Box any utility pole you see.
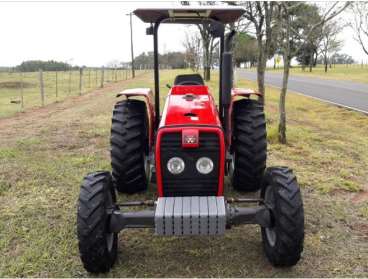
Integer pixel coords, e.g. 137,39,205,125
127,12,135,78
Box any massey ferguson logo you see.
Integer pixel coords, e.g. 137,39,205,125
184,135,197,144
182,129,199,148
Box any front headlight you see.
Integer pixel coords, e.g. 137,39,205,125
196,157,214,174
167,157,185,174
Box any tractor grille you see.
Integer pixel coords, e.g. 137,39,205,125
160,132,220,196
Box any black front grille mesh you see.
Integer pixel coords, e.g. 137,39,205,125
160,132,220,196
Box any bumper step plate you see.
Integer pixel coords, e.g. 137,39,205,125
155,196,226,236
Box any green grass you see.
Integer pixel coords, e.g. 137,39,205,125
0,70,367,277
0,69,137,118
265,64,368,84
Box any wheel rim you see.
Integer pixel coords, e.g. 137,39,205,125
143,153,151,183
265,185,276,247
105,189,114,252
229,153,235,178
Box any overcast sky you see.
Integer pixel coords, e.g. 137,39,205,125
0,0,366,67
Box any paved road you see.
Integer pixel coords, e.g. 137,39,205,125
237,70,368,113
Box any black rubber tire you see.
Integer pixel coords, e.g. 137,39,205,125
261,167,304,267
231,99,267,191
77,171,118,273
110,99,149,193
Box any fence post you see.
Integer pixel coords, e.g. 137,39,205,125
39,69,45,106
68,69,72,94
55,71,58,100
79,68,83,95
88,69,91,88
20,72,24,109
115,68,117,82
100,66,105,88
95,69,98,87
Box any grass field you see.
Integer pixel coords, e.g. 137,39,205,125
0,70,367,277
0,69,135,118
266,64,368,84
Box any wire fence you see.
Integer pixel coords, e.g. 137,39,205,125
0,68,145,118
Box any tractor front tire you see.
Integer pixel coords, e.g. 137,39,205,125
261,167,304,267
77,171,118,273
110,99,149,193
231,99,267,192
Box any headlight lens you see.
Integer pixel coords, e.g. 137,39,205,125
196,157,214,174
167,157,185,174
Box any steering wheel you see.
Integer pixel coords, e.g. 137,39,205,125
177,81,203,86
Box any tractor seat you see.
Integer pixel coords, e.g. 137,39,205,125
174,74,204,86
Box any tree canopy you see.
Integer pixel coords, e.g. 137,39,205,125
15,60,75,72
133,51,187,69
233,32,258,67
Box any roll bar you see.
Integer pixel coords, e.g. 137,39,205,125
151,18,226,129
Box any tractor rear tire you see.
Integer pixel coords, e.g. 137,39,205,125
77,171,118,273
261,167,304,267
110,99,149,193
231,99,267,192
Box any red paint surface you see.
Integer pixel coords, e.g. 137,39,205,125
160,85,221,127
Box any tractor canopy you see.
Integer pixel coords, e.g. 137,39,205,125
133,6,245,24
133,6,244,129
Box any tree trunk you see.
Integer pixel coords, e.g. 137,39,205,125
324,55,328,73
309,51,313,72
314,52,318,66
278,4,291,145
203,45,211,81
278,54,289,144
256,38,266,105
257,62,266,105
204,67,211,80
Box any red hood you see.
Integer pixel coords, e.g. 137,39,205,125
159,85,221,127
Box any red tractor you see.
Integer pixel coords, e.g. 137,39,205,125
77,7,304,273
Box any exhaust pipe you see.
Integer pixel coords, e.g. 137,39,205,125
221,30,236,141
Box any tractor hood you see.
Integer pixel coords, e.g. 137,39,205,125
159,85,221,127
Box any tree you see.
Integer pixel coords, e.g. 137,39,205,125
276,2,350,144
181,1,219,81
183,31,202,71
320,21,343,72
15,60,73,72
240,2,276,104
328,53,355,65
293,4,324,72
133,51,187,70
233,32,258,67
165,52,187,69
350,2,368,56
197,23,218,81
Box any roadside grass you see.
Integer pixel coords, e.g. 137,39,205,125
0,69,136,118
265,64,368,84
0,70,367,277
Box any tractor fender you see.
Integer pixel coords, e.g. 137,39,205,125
117,88,155,148
227,88,262,147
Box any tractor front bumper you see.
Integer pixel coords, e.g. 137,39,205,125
109,196,271,236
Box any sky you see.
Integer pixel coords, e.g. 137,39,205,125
0,0,366,67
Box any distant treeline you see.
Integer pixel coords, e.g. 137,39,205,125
134,51,187,69
15,60,80,72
